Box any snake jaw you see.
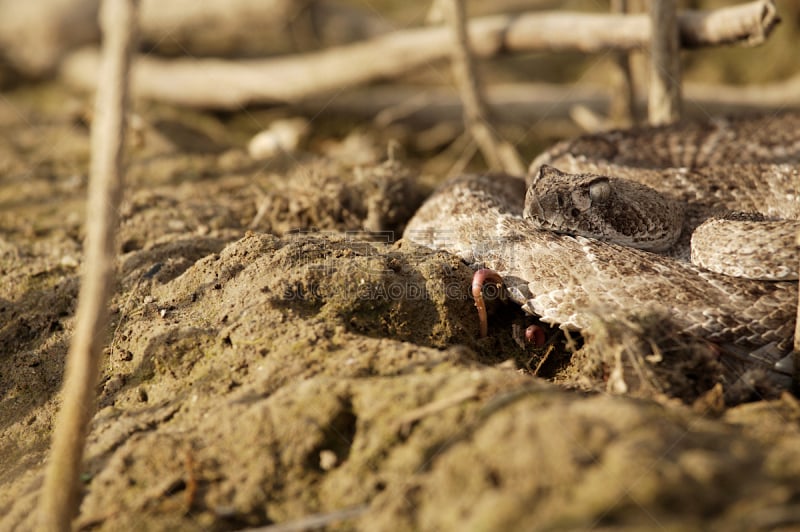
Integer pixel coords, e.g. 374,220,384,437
525,165,683,252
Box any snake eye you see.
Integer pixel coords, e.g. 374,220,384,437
570,208,580,218
589,178,611,204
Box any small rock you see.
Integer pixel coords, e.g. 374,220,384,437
248,118,309,159
319,449,338,471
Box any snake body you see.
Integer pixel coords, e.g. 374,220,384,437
404,113,800,352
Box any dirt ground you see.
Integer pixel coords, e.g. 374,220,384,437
2,83,800,531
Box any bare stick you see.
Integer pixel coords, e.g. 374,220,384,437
61,1,779,109
271,83,610,126
292,78,800,128
0,0,386,78
680,0,779,47
683,76,800,109
38,1,137,530
648,0,682,125
610,0,641,125
444,0,496,166
443,0,524,174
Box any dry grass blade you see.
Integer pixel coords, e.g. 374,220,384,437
238,505,369,532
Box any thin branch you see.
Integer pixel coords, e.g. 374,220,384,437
61,0,779,109
680,0,779,47
290,79,800,128
38,0,137,530
684,77,800,109
610,0,641,125
303,83,611,126
0,0,384,78
648,0,682,125
443,0,524,174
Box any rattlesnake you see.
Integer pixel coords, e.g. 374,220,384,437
404,113,800,359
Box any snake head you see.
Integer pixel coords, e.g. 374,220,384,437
523,165,684,252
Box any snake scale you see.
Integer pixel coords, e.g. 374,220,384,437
404,112,800,355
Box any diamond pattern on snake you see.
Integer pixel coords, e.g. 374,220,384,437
404,112,800,369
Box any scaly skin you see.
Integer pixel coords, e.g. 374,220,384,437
405,113,800,355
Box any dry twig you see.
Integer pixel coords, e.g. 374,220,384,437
38,0,137,529
0,0,386,78
61,1,779,109
291,79,800,131
443,0,524,174
648,0,682,125
610,0,642,125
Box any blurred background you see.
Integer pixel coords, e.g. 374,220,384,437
0,0,798,176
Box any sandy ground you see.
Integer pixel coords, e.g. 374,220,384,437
2,84,800,531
